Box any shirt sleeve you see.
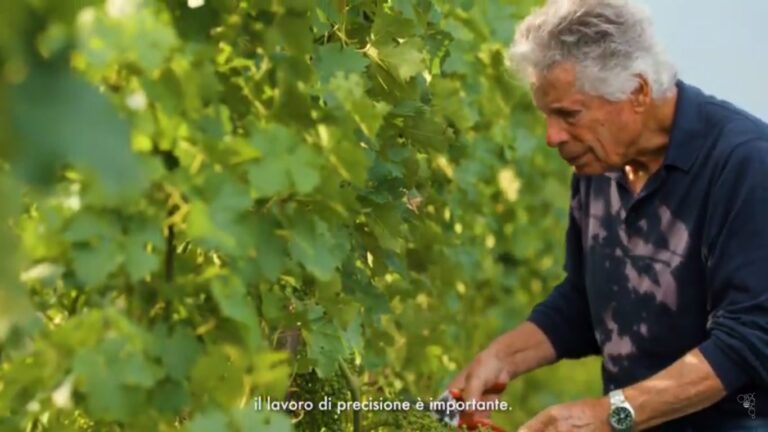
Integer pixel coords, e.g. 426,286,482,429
698,139,768,392
527,176,601,360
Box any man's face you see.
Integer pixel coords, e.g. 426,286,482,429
530,62,644,175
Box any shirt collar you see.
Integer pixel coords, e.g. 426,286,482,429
662,80,706,172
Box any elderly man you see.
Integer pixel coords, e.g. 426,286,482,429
449,0,768,431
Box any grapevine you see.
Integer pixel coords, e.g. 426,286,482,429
0,0,601,430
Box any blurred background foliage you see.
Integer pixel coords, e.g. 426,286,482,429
0,0,601,430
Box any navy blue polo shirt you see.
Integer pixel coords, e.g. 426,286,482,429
527,80,768,429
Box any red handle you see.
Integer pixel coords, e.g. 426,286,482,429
448,383,508,432
449,381,507,399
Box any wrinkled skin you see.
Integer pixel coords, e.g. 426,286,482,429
518,398,612,432
531,62,673,191
445,348,511,423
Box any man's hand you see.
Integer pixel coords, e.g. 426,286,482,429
445,347,511,426
448,322,557,403
447,346,513,404
445,322,559,426
518,398,610,432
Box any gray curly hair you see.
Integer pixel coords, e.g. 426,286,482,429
508,0,677,101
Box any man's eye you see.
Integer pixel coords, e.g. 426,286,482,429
562,110,581,121
544,109,582,125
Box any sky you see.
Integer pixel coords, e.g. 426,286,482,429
638,0,768,121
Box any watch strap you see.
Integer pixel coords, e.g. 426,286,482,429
608,389,635,431
609,389,627,405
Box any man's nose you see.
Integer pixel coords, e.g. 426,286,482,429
545,118,569,148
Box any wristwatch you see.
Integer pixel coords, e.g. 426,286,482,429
608,389,635,431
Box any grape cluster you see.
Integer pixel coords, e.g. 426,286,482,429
365,408,458,432
291,369,350,432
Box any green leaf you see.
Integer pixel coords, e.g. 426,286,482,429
149,379,190,414
430,76,478,130
317,124,371,186
123,240,158,281
314,43,368,85
71,241,123,286
315,0,341,24
402,111,453,151
8,64,146,199
303,313,346,378
344,311,364,353
64,211,121,243
211,276,263,350
368,203,405,252
208,174,253,217
76,7,179,73
186,409,230,432
372,9,417,42
283,0,315,11
259,285,291,324
288,216,349,281
480,1,518,43
190,346,246,406
247,125,322,197
211,277,256,326
49,310,105,351
328,73,391,137
110,337,164,387
253,215,288,280
247,161,289,197
233,408,292,432
141,67,184,116
113,350,164,388
73,338,161,421
123,218,164,282
38,0,101,26
188,174,255,253
73,347,138,421
342,264,390,317
377,39,426,82
275,14,312,55
251,350,291,398
389,0,419,20
288,146,323,193
187,200,234,250
0,2,29,66
151,326,202,381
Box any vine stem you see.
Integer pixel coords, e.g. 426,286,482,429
164,221,174,283
339,361,361,432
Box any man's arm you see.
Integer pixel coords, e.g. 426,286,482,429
488,321,559,377
622,348,726,430
518,348,726,432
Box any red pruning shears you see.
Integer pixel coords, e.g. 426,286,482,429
430,383,508,431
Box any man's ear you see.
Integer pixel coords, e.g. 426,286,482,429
630,74,652,112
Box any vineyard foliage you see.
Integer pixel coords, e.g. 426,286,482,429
0,0,601,430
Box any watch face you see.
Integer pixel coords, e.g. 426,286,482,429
610,406,634,429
